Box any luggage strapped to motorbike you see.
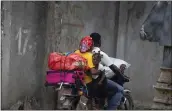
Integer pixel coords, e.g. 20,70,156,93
45,51,89,96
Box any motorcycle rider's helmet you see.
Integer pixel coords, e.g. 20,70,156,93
79,36,93,53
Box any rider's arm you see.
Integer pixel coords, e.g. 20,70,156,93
90,68,101,75
87,54,101,75
98,64,116,78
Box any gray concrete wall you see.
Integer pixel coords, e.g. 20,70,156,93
1,1,165,109
116,1,164,107
1,1,47,109
45,1,117,56
42,1,117,109
1,1,117,109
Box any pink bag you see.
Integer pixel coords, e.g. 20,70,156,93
45,70,85,86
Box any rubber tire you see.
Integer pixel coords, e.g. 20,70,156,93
122,92,134,110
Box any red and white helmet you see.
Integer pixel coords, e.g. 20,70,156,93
79,36,93,53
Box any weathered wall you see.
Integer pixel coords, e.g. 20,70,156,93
116,1,164,107
1,1,47,109
45,1,117,56
42,1,117,109
1,1,117,109
1,1,165,109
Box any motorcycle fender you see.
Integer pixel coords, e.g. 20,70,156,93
121,89,131,105
124,89,131,93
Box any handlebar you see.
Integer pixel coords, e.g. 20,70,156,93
122,74,130,82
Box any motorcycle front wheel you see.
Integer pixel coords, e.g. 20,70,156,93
118,92,134,110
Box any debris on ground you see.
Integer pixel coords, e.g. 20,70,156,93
9,96,40,110
10,100,24,110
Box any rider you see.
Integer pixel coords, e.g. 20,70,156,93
90,32,124,110
74,36,102,99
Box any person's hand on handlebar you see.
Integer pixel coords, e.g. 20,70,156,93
119,64,130,82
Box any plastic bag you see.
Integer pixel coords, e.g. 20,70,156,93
109,57,131,68
98,57,131,78
48,52,88,70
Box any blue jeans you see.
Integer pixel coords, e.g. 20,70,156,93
107,79,124,110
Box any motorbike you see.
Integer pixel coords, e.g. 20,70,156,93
45,70,87,110
45,58,134,110
106,58,134,110
77,58,134,110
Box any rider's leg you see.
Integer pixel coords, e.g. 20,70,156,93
107,79,124,110
71,86,77,95
86,81,97,109
85,82,93,97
